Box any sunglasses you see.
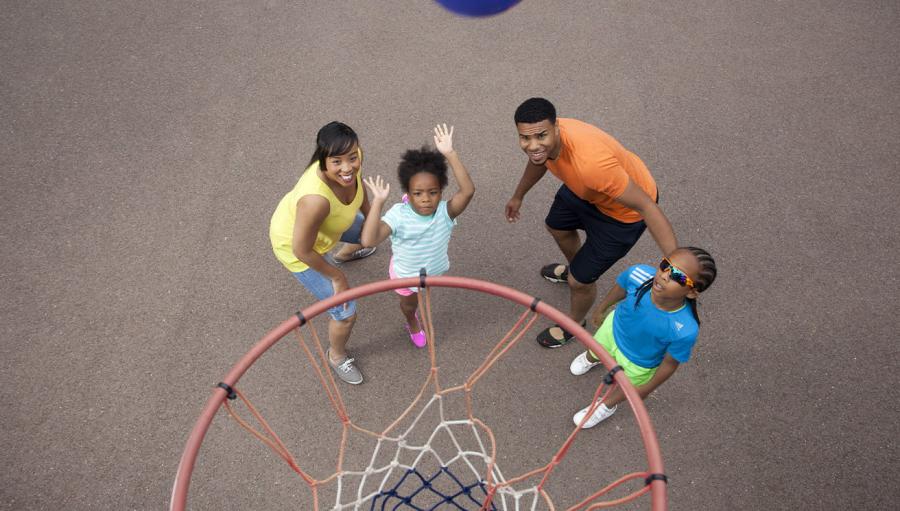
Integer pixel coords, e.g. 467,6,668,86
659,258,695,288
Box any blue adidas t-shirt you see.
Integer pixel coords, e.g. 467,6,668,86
382,200,456,278
612,264,700,367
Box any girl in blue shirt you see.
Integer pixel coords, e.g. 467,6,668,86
570,247,717,428
361,124,475,348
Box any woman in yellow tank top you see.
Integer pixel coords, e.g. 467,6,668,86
269,122,375,385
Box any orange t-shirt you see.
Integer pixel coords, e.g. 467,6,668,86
545,118,657,223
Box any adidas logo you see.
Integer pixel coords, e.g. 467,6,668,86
630,267,652,285
675,321,684,331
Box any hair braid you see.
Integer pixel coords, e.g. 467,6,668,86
634,278,653,310
684,247,717,325
684,247,717,292
634,248,718,324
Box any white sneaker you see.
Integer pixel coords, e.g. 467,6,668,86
570,351,602,376
572,402,617,428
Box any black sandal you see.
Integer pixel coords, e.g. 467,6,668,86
540,263,569,283
536,320,586,348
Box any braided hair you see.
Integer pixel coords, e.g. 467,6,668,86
634,247,718,324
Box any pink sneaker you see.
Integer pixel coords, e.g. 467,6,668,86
405,324,427,348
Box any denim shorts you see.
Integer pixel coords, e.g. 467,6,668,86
291,212,364,321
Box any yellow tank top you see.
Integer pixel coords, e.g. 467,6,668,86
269,159,364,272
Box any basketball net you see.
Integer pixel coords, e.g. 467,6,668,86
172,276,667,510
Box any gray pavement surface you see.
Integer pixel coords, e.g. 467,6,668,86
2,0,898,509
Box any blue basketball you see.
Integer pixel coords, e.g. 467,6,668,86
435,0,521,17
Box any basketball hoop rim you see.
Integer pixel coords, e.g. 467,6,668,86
170,275,667,510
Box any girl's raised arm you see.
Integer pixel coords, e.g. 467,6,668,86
360,175,394,247
433,123,475,219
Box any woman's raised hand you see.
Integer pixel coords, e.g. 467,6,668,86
363,175,391,202
433,123,454,155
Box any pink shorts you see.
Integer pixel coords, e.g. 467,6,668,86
389,257,416,296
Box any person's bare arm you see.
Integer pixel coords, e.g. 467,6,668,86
358,178,371,217
590,282,627,327
505,160,547,222
432,124,474,219
634,354,679,399
361,176,393,247
445,150,475,219
615,180,677,256
604,354,680,408
291,195,348,294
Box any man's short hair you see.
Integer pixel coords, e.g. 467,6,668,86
514,97,557,124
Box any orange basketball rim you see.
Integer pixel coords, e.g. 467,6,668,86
171,275,668,510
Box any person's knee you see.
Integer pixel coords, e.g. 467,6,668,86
399,296,418,314
567,271,594,291
546,225,575,239
333,313,357,327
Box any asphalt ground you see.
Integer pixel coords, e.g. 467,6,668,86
2,1,898,509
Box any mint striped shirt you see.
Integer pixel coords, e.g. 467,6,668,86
382,200,456,278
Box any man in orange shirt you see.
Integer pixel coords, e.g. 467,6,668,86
505,98,678,347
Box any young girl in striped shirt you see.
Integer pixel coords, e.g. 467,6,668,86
361,124,475,347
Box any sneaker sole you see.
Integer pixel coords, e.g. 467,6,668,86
331,369,363,385
573,406,616,428
538,321,586,349
540,264,569,283
538,339,571,348
326,349,364,384
328,368,364,385
333,247,377,264
570,364,600,376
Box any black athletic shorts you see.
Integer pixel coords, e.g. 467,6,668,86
544,185,649,284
